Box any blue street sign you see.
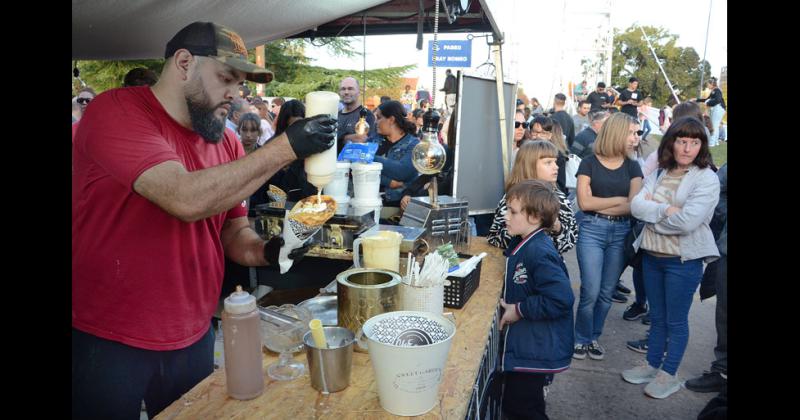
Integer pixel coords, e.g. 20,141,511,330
428,40,472,67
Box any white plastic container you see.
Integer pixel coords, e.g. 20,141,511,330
304,91,340,189
351,162,383,200
350,196,382,224
331,195,350,216
362,311,456,416
323,161,351,198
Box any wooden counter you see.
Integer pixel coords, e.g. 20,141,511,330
156,239,505,420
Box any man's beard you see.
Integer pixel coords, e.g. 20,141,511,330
341,95,356,106
184,78,229,143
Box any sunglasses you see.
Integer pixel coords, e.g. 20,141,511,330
77,97,92,105
515,121,530,129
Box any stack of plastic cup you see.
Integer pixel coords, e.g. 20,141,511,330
350,162,383,223
323,161,351,215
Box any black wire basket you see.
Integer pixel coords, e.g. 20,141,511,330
444,253,482,309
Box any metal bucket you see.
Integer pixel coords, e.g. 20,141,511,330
336,268,401,352
362,311,457,416
303,327,354,393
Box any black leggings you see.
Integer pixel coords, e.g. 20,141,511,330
501,371,552,420
72,325,214,420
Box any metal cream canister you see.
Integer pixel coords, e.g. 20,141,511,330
336,268,401,352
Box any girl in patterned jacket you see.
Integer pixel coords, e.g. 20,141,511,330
488,140,577,255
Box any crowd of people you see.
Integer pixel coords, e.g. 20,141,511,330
71,19,727,420
490,77,727,418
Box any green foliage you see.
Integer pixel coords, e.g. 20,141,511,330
612,25,711,107
253,38,414,99
76,36,414,101
73,60,165,95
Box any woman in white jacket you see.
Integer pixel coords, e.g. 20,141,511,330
620,116,720,399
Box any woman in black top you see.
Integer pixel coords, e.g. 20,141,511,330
572,112,643,361
696,77,726,147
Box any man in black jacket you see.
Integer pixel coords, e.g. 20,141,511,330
551,93,576,148
570,111,609,159
441,69,457,115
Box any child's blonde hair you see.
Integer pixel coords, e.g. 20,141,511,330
506,140,559,192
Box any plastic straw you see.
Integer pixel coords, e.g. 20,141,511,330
309,319,328,348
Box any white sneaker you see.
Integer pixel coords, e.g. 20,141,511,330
622,360,659,384
644,369,682,399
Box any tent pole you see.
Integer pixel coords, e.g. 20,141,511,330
492,40,509,181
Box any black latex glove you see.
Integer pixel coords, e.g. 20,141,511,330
285,114,336,159
263,237,311,266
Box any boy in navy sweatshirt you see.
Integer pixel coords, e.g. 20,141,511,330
498,180,575,420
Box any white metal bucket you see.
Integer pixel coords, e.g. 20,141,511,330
362,311,456,416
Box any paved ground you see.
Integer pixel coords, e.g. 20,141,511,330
545,247,719,420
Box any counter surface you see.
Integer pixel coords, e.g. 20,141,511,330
155,239,504,420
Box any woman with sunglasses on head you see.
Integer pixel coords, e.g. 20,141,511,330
510,110,530,164
488,140,577,254
572,112,643,362
530,115,570,195
621,116,719,399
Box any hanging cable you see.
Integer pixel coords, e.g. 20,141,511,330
698,0,713,97
431,0,440,106
362,13,367,105
637,24,681,104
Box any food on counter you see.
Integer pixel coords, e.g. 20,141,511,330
288,194,337,227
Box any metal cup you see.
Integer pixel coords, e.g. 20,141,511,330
303,327,355,393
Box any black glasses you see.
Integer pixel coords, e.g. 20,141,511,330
77,97,92,105
515,121,530,129
635,130,644,136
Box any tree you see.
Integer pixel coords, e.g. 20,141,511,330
73,37,415,99
73,60,164,95
611,25,711,107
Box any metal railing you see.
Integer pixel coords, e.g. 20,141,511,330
465,304,502,419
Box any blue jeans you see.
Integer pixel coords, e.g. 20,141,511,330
72,325,215,419
708,104,726,146
642,253,703,375
575,215,631,345
632,266,646,306
641,119,651,141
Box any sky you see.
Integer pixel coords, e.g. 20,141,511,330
304,0,726,107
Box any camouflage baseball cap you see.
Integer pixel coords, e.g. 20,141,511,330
164,21,273,84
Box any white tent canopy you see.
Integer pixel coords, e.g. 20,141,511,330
72,0,390,60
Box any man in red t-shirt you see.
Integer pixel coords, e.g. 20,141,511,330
72,22,336,419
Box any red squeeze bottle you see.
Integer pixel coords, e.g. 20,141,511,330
222,285,264,400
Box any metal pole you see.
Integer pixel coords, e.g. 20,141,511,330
637,24,681,104
492,41,509,181
699,0,713,97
